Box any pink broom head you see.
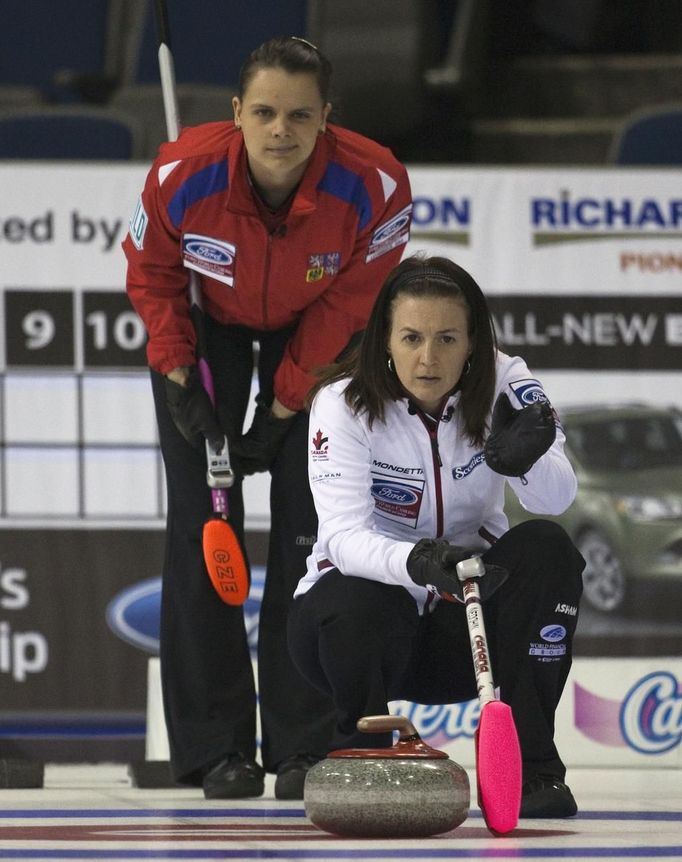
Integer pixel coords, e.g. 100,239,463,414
475,700,522,835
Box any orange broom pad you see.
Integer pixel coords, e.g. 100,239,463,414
202,516,250,605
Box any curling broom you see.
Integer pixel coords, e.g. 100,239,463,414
154,0,249,604
457,555,521,835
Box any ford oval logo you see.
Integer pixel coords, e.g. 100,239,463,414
106,567,266,656
186,239,233,265
372,209,411,244
540,624,566,642
371,482,418,505
105,577,162,654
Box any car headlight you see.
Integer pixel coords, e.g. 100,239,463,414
615,495,682,522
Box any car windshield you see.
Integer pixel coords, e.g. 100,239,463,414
567,413,682,471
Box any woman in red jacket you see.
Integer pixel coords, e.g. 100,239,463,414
123,35,412,800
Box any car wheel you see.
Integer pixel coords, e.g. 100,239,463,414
577,529,627,614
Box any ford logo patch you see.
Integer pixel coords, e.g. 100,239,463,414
371,481,418,505
371,205,412,245
185,238,233,265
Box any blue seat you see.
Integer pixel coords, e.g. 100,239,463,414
609,104,682,165
0,0,126,105
121,0,308,88
112,0,308,159
0,107,145,160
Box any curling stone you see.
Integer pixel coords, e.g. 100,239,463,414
304,715,469,837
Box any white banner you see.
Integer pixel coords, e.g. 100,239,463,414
142,655,682,768
392,657,682,768
1,164,680,525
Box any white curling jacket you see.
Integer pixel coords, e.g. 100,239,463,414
294,351,577,613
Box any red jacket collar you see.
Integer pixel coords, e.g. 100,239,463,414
225,123,336,218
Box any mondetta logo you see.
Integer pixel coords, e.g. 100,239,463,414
531,192,682,246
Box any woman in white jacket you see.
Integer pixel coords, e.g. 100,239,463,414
287,254,585,818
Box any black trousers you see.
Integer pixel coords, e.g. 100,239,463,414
151,315,334,783
288,519,584,782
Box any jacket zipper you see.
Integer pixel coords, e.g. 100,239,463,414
261,231,273,326
429,425,445,537
415,409,445,538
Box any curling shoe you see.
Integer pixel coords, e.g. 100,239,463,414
274,754,321,800
202,753,264,799
520,774,578,818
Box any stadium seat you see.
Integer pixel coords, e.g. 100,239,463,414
119,0,307,88
608,103,682,165
0,107,146,160
111,0,307,158
0,0,127,107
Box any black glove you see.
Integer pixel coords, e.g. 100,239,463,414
484,392,556,477
406,539,508,603
164,366,224,452
230,394,296,475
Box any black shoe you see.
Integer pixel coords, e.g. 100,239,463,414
274,754,321,800
520,774,578,818
202,753,264,799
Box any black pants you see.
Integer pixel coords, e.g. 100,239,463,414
288,519,584,782
152,316,334,783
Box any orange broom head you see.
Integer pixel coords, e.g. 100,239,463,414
475,700,522,835
202,517,250,605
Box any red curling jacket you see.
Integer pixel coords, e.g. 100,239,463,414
123,121,412,411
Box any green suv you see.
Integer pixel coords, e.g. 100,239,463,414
505,403,682,614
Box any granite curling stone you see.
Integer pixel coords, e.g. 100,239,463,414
304,715,470,837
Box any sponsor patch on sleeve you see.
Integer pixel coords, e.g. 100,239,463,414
508,378,550,408
128,196,148,250
310,428,329,462
366,203,412,262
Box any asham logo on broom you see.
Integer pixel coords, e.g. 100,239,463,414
575,671,682,754
531,190,682,246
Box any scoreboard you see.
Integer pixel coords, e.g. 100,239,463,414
5,288,147,370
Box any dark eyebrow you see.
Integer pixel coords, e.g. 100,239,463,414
399,325,461,335
249,102,316,112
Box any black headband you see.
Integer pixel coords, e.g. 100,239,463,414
392,266,459,292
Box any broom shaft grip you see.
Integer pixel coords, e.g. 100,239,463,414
462,576,496,705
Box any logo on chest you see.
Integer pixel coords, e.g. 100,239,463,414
182,234,236,286
306,252,341,282
370,471,424,528
452,451,486,480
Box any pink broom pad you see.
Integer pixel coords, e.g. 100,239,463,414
476,700,522,835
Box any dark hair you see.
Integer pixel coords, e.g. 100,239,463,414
310,255,498,447
238,36,333,104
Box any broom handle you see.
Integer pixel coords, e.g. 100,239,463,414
458,557,496,706
154,0,202,311
153,0,233,495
